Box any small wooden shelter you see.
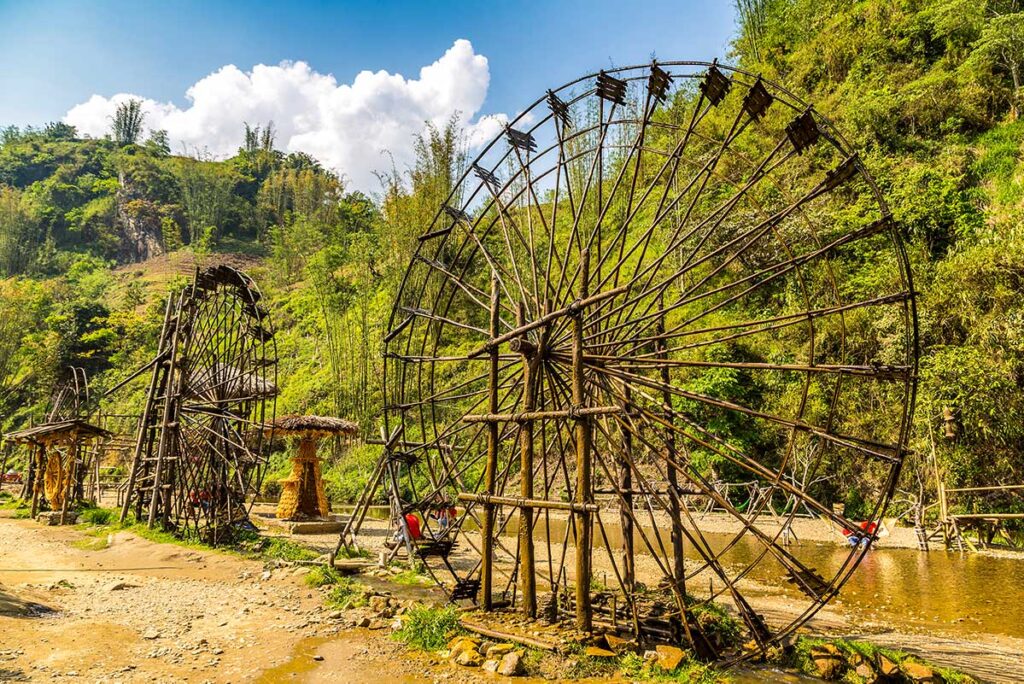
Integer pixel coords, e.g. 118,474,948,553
5,419,112,522
267,415,358,520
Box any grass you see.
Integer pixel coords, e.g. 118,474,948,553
390,567,433,586
392,604,462,651
334,545,372,560
78,507,114,525
787,637,977,684
324,578,371,610
619,651,729,684
304,565,343,588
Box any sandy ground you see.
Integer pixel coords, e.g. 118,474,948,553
4,509,1024,684
288,511,1024,684
0,514,505,684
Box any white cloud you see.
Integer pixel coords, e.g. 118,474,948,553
64,39,505,193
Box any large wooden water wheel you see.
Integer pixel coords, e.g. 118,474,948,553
377,61,918,658
121,265,277,543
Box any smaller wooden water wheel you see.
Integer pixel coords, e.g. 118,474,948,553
121,265,277,543
268,415,359,521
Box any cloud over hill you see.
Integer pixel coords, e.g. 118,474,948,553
64,39,508,192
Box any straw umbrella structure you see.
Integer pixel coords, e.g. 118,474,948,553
268,415,358,520
5,419,112,522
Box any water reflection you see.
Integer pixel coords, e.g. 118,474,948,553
341,505,1024,639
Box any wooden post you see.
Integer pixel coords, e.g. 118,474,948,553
620,385,635,590
657,303,687,595
517,302,537,618
121,296,173,524
657,298,696,646
573,249,593,632
30,444,43,517
481,271,500,610
60,439,78,525
149,293,185,527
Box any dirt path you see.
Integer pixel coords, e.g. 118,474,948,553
0,516,473,683
3,514,1023,683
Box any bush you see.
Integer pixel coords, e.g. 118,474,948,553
325,578,370,610
304,565,342,588
79,507,114,525
392,604,461,651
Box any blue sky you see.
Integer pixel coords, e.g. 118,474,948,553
0,0,738,189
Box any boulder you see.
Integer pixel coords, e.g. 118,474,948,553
482,659,500,673
809,643,845,680
497,652,522,677
655,645,686,672
37,511,77,526
584,646,616,658
876,653,900,679
454,649,483,667
485,643,515,657
604,633,635,654
902,661,938,683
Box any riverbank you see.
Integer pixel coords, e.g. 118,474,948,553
0,513,485,683
3,509,1021,682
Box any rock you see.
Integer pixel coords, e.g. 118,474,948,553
312,655,324,662
260,570,271,581
876,653,900,678
448,637,480,662
584,646,616,658
497,652,521,677
368,595,389,612
643,650,658,662
604,633,634,654
454,649,482,667
142,629,161,640
902,661,938,683
105,581,136,592
809,643,845,680
355,617,371,628
485,643,515,657
655,645,686,672
855,660,879,683
482,659,499,673
37,511,78,526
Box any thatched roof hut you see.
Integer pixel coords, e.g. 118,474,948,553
267,415,358,521
5,419,112,445
267,415,359,438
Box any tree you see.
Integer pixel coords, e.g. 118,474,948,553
0,186,40,275
42,122,77,141
977,12,1024,117
112,99,145,146
146,129,170,154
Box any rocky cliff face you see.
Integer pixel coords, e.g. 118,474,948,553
115,172,165,262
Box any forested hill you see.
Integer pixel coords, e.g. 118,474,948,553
1,0,1023,509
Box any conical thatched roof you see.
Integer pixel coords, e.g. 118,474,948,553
266,414,359,437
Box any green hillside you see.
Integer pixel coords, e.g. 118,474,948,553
1,0,1022,517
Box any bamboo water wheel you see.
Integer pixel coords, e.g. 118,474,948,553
376,61,918,659
120,265,277,543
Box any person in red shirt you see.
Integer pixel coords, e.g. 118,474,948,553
404,512,422,541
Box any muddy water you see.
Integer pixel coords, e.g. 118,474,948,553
345,505,1024,641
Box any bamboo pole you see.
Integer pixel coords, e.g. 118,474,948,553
619,384,635,590
60,440,78,525
458,493,599,512
573,249,592,632
30,444,43,518
120,296,173,524
517,302,537,618
481,271,500,610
